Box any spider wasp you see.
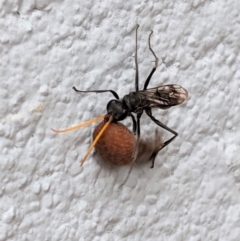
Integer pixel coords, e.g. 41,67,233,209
52,25,188,168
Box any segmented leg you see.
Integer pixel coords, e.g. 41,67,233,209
132,112,142,161
72,86,119,100
119,164,133,188
130,113,137,135
145,108,178,168
143,30,159,90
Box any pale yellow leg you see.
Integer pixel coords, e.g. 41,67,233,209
51,115,105,133
80,116,113,166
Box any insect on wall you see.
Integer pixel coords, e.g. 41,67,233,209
52,25,188,168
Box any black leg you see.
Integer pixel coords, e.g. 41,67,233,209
132,112,142,161
143,30,159,90
135,24,140,92
136,113,141,136
119,164,133,188
145,108,178,168
130,113,137,135
72,86,119,100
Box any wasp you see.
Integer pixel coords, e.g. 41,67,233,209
52,25,188,168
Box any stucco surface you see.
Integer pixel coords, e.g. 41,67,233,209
1,0,240,240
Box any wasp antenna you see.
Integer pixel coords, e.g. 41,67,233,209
51,115,106,134
80,116,113,166
135,24,139,92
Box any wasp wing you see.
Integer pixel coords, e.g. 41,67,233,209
138,84,188,108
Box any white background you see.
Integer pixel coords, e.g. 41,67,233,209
1,0,240,240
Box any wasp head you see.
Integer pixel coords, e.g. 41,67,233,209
107,100,128,121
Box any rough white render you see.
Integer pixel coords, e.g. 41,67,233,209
1,0,240,240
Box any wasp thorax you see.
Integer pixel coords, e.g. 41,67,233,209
122,92,141,111
107,100,128,121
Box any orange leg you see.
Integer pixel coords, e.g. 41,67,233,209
51,115,105,133
80,116,113,166
52,114,113,166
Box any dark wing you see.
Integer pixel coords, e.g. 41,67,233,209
138,84,188,108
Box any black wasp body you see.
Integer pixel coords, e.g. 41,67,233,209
107,84,188,121
72,25,188,168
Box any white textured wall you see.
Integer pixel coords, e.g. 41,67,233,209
1,0,240,240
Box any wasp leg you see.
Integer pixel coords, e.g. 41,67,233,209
119,164,133,188
143,30,159,90
72,87,119,100
81,115,113,166
145,108,178,168
51,115,105,134
136,113,142,137
130,113,137,135
135,24,140,92
132,112,142,161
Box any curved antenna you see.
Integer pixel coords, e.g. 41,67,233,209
143,30,159,90
73,86,119,100
148,30,159,69
135,24,140,91
51,115,105,133
80,116,113,166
